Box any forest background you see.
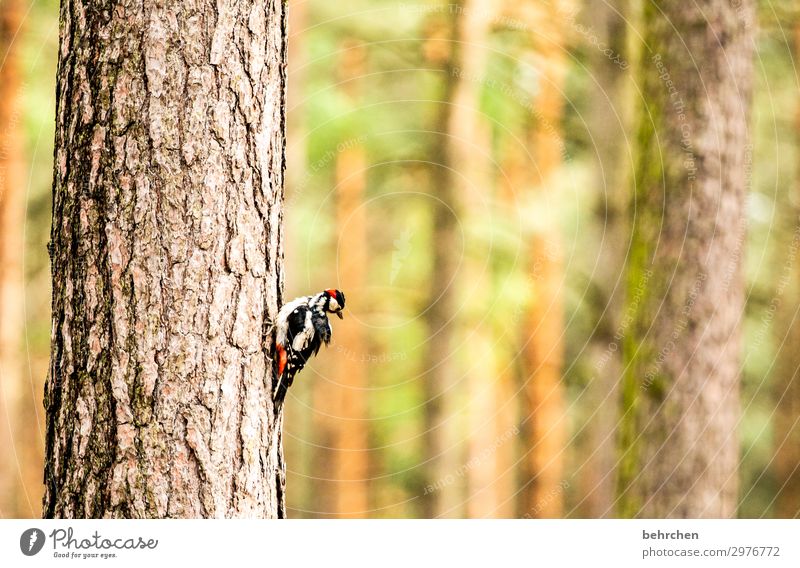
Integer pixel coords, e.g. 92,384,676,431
1,0,799,518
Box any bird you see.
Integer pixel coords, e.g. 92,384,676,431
273,289,346,404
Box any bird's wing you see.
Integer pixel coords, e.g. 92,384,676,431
312,312,332,350
291,307,315,352
276,295,311,346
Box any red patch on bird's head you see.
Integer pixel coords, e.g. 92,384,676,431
324,289,346,315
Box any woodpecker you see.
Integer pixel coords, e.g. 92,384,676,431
273,289,346,404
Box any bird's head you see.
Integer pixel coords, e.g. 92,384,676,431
323,289,346,319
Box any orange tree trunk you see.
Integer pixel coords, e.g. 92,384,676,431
332,42,370,516
519,0,567,519
450,0,498,519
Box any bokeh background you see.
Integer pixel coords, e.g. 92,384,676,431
2,0,800,518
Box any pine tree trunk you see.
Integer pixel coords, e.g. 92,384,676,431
617,0,754,518
421,2,466,519
44,0,288,518
451,0,497,519
495,139,528,519
518,0,567,519
285,0,308,196
332,41,369,517
581,0,629,519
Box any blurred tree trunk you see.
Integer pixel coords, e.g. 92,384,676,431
774,22,800,519
44,0,288,518
493,368,517,518
495,141,526,519
580,0,629,519
450,0,499,519
332,41,369,518
617,0,753,518
0,0,30,518
420,3,466,519
517,0,567,519
285,0,308,195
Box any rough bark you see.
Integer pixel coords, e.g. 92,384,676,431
44,0,287,518
617,0,753,518
332,40,369,517
517,0,567,519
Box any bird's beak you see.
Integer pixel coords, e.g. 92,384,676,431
336,311,344,319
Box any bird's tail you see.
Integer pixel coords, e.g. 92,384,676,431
273,370,296,408
273,373,288,406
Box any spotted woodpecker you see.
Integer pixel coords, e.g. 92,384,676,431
273,289,346,404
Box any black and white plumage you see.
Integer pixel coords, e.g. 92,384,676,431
273,289,346,404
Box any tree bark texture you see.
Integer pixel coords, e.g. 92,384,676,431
44,0,288,518
617,0,753,518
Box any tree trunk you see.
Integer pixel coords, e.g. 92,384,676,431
580,0,629,519
773,22,800,519
420,3,466,519
517,0,567,519
285,0,308,196
495,139,528,519
0,0,30,518
44,0,288,518
332,40,369,517
617,0,753,518
450,0,498,519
